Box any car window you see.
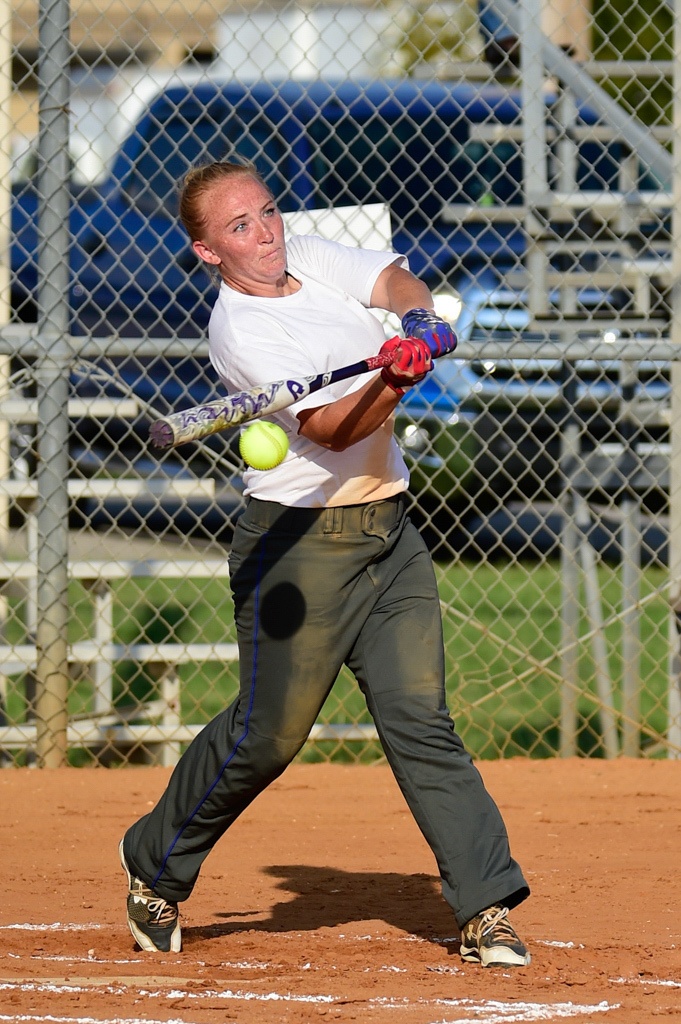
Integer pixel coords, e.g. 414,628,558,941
124,108,290,216
307,110,517,216
308,116,406,207
459,140,523,205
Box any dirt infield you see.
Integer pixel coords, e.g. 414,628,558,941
1,758,680,1023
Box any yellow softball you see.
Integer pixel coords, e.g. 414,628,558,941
239,421,290,470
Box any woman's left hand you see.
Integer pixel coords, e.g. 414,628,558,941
401,308,458,358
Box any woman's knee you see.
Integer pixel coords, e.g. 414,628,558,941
243,727,308,777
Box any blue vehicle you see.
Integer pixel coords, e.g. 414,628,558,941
12,75,645,339
8,74,663,533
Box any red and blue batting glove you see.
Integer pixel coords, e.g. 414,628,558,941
400,308,458,358
379,335,433,395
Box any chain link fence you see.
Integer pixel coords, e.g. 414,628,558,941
0,0,680,766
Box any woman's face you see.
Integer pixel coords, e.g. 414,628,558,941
192,174,288,296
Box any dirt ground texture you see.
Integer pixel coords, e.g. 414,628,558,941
1,758,680,1024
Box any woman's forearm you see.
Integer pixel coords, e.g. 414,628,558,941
297,374,401,451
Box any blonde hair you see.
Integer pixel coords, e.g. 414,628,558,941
179,161,272,242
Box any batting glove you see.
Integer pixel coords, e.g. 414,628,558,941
400,308,458,358
379,335,433,395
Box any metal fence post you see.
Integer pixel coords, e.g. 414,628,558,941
668,356,681,754
667,0,681,756
559,370,581,756
518,0,548,318
619,363,642,756
33,0,72,767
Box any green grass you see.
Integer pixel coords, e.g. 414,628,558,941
435,559,671,758
2,558,673,762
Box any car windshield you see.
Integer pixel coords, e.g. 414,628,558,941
120,95,526,218
123,108,291,216
116,84,634,227
306,118,523,215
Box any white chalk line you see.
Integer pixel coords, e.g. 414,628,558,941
0,923,582,949
0,1016,191,1024
535,940,585,949
1,922,457,941
610,975,681,988
7,956,144,966
0,924,101,932
4,953,272,970
0,980,620,1021
0,981,333,1004
421,999,616,1023
0,924,579,955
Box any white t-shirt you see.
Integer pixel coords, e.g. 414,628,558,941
208,234,410,507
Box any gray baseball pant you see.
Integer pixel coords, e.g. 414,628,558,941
123,493,529,928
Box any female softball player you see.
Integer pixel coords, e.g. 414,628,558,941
119,160,531,968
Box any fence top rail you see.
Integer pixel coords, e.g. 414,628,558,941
0,479,216,500
0,332,676,362
452,338,676,359
442,192,673,225
0,328,211,359
0,558,230,582
0,641,239,673
0,398,139,422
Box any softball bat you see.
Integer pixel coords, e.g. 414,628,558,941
149,349,399,450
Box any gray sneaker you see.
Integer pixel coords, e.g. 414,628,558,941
460,904,530,967
119,840,181,953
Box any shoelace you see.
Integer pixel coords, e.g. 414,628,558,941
145,895,178,926
478,905,518,943
129,877,177,925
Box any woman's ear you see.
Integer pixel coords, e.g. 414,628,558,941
192,239,221,266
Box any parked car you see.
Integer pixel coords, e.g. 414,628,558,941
13,72,659,335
